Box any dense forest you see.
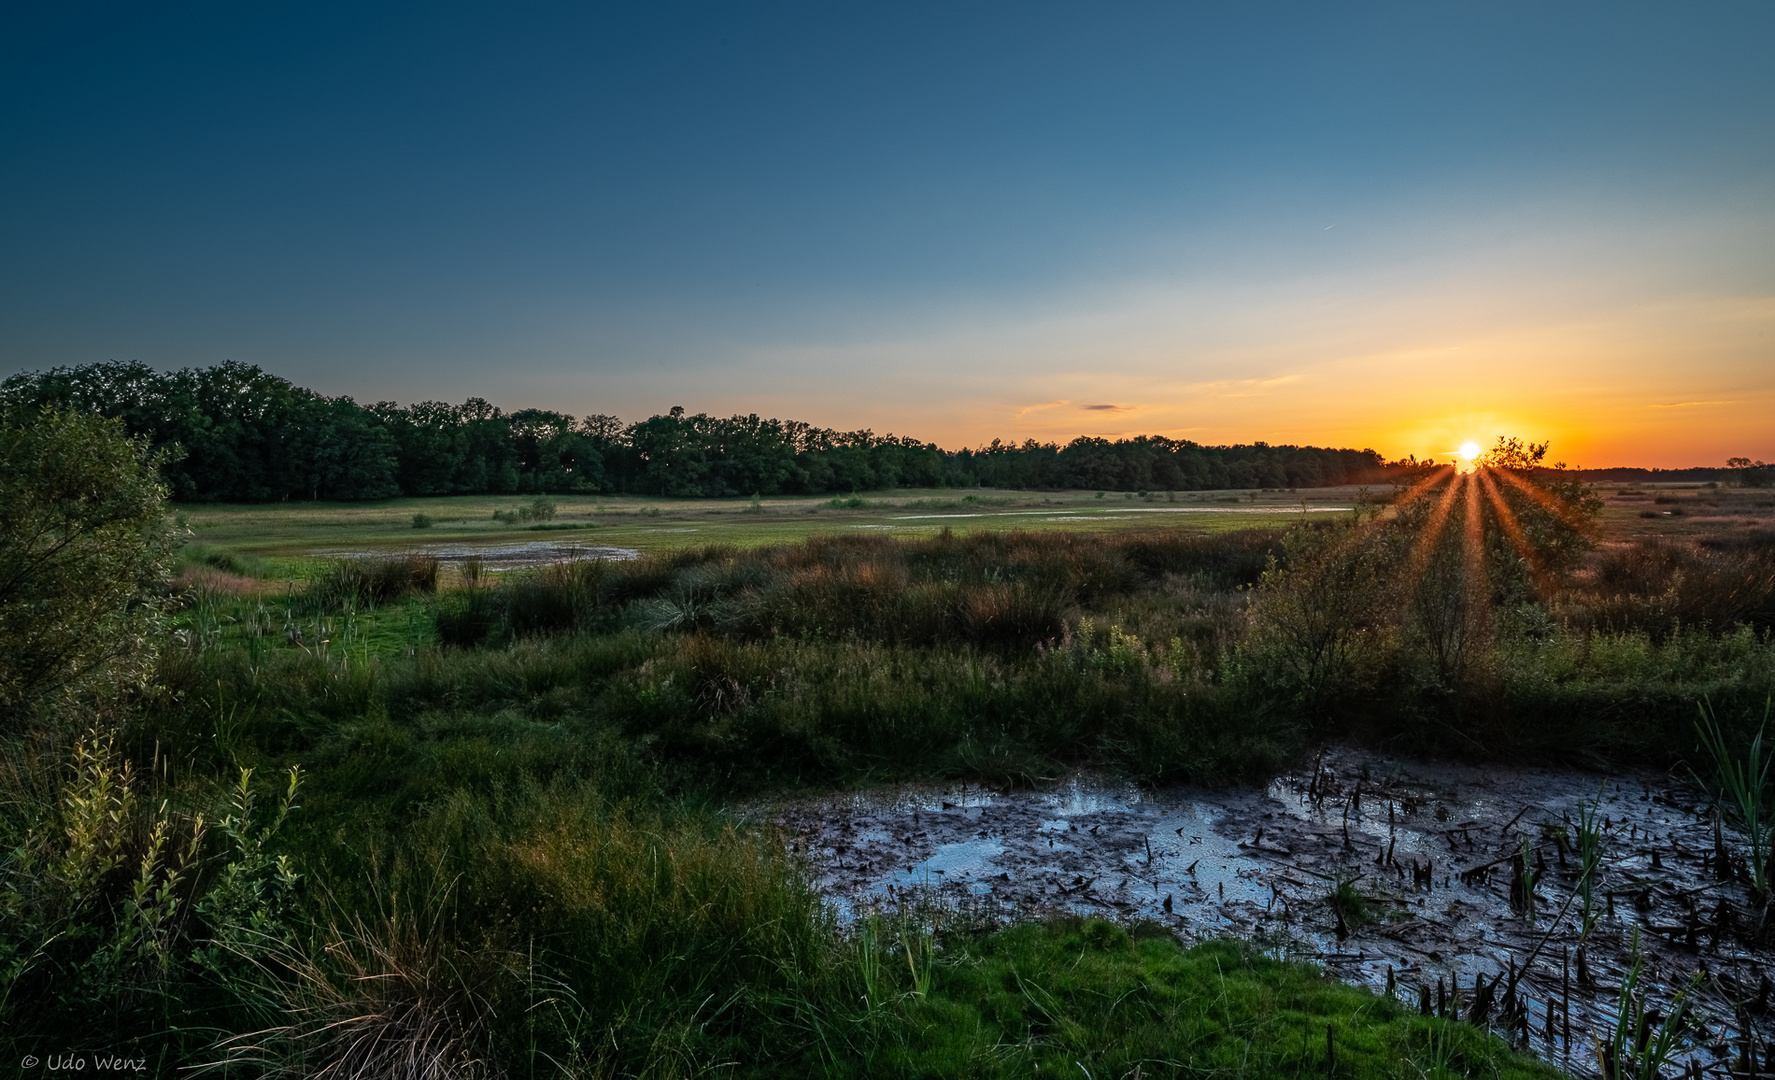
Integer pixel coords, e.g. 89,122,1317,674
1,361,1398,502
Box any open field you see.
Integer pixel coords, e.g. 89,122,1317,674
176,485,1364,564
1593,481,1775,541
179,480,1775,561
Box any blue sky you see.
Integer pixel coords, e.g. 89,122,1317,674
3,2,1771,464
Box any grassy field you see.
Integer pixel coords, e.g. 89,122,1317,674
175,485,1365,562
177,480,1775,566
1592,480,1775,540
11,474,1774,1075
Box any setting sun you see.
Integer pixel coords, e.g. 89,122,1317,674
1458,441,1482,461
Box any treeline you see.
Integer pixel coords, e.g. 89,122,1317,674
1572,466,1740,484
0,361,1396,502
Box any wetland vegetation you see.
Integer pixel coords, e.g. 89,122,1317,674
5,403,1775,1077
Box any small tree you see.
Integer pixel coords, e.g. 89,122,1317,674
0,407,179,727
1728,456,1771,488
1476,435,1602,574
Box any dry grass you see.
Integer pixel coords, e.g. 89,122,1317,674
1559,534,1775,637
212,900,503,1080
171,565,261,594
438,529,1274,651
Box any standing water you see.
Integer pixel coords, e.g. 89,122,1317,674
770,746,1774,1076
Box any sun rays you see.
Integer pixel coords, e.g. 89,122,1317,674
1381,449,1593,613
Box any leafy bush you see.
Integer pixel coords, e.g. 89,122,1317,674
0,731,203,1043
0,733,304,1058
1244,522,1399,714
192,765,305,975
0,408,180,725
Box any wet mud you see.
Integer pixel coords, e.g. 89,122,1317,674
771,747,1774,1076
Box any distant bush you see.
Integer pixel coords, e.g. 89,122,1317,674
493,500,557,524
411,512,434,529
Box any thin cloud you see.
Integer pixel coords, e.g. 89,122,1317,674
1013,400,1070,418
1081,403,1131,413
1173,374,1303,397
1653,400,1738,408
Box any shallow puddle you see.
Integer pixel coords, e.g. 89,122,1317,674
771,747,1775,1076
317,540,639,569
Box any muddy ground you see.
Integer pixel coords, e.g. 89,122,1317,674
770,747,1774,1076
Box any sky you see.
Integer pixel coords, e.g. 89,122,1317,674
2,2,1771,468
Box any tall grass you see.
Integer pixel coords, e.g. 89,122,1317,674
170,528,1775,785
1694,697,1773,899
1234,519,1775,762
304,554,440,611
206,779,832,1077
433,529,1273,651
1559,534,1775,638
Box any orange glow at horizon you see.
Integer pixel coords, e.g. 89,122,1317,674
546,237,1775,470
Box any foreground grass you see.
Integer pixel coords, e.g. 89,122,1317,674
13,668,1563,1077
5,663,1562,1077
836,925,1562,1080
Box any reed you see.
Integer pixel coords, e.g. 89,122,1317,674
1694,696,1774,899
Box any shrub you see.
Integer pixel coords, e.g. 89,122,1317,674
0,408,179,726
0,734,304,1057
0,730,204,1044
1245,522,1397,714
